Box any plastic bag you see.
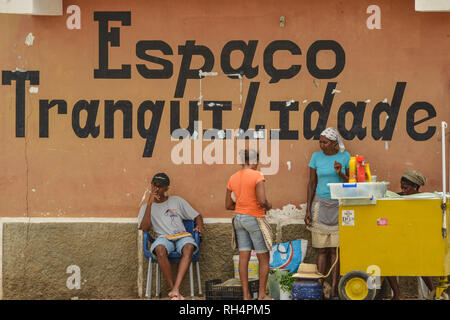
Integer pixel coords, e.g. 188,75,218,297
269,239,308,273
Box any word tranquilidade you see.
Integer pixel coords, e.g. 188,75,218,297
1,11,437,158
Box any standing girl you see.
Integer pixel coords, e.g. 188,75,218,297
225,149,273,300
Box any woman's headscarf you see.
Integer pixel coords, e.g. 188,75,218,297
402,170,427,186
320,127,345,152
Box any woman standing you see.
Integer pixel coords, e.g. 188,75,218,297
304,127,350,299
225,149,273,300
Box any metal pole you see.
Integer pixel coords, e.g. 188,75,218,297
441,121,447,238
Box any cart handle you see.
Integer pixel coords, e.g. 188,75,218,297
342,183,357,188
441,121,447,239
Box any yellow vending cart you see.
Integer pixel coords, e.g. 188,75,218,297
335,193,450,300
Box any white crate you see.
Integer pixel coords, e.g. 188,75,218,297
327,182,389,200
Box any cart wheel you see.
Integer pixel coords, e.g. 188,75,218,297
338,270,377,300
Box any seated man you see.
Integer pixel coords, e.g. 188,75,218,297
138,172,204,300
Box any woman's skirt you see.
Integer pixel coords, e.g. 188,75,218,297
307,195,339,248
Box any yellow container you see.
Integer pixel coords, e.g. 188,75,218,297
364,163,372,182
339,198,450,277
233,255,259,279
349,157,356,183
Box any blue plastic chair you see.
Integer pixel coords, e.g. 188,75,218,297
143,219,202,298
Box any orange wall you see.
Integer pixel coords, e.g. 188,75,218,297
0,0,449,218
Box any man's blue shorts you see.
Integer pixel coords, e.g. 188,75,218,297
150,235,199,259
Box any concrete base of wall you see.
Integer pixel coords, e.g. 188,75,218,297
0,218,443,299
1,220,138,299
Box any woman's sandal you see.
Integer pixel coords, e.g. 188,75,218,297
322,282,332,299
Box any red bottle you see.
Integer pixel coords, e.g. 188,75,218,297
356,155,366,182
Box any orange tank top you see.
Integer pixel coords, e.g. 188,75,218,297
227,169,266,218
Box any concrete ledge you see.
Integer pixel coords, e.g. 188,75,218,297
2,222,138,299
0,0,63,15
0,218,437,299
415,0,450,12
